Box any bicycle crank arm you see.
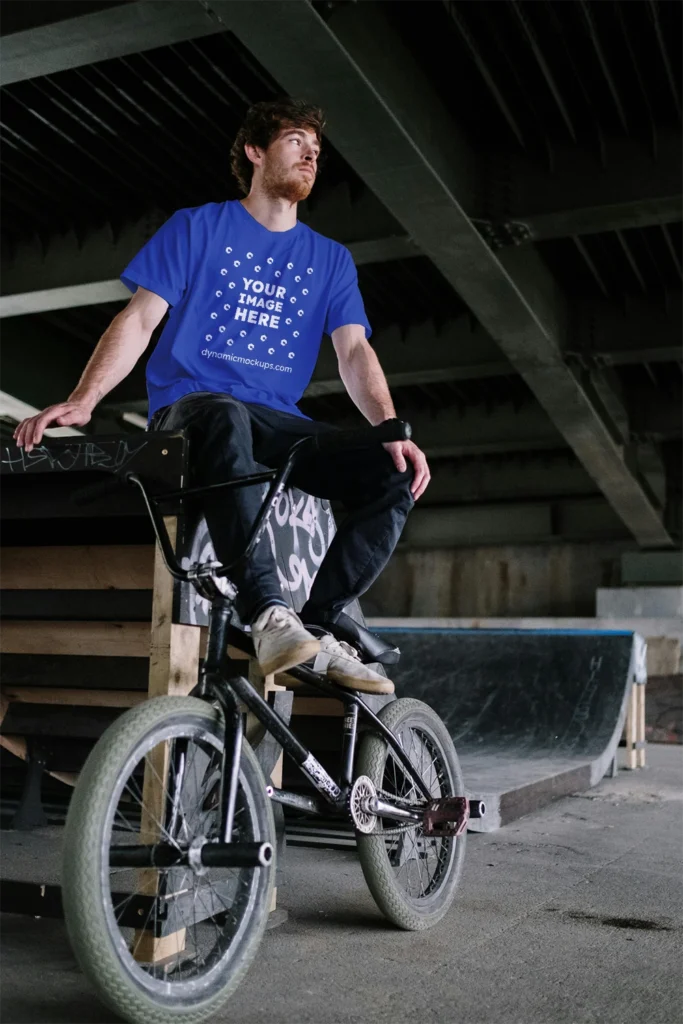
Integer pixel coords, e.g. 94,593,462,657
109,841,272,870
366,798,423,823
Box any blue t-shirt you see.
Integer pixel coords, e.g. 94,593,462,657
120,200,371,419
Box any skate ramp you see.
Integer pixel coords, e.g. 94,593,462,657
383,628,646,831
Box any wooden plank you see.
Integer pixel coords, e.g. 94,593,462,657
1,546,154,590
624,684,638,770
0,731,79,787
1,704,120,738
135,517,199,961
291,697,344,717
637,684,647,768
133,928,188,964
148,518,200,698
0,621,151,658
1,687,144,708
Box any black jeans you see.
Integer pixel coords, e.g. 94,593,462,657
152,392,414,625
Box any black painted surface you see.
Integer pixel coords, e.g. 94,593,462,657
384,629,636,829
0,654,150,691
0,591,154,621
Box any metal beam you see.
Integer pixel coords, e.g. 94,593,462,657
0,391,81,437
484,131,682,240
210,0,670,546
0,1,223,86
0,215,418,315
332,403,566,459
568,295,683,367
0,316,145,414
307,315,511,395
422,452,596,506
401,496,629,548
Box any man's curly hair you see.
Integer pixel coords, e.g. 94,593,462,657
230,99,326,195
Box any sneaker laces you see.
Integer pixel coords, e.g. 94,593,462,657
321,634,362,662
254,605,295,632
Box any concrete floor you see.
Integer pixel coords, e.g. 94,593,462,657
1,745,681,1024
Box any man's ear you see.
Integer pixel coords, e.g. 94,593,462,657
244,142,263,169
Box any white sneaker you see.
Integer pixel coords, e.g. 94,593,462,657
310,633,395,694
251,605,321,677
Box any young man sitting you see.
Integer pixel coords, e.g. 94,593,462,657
13,99,430,693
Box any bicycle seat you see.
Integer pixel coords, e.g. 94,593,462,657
304,611,400,667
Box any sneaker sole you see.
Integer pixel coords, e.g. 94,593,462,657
327,666,395,695
259,638,321,678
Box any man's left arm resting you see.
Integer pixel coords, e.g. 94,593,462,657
331,325,431,499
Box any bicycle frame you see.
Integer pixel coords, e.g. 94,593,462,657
198,595,431,844
122,449,435,843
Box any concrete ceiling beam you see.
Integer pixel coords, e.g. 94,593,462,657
0,1,223,86
207,0,670,546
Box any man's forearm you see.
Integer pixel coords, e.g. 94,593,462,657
69,309,152,410
338,341,396,425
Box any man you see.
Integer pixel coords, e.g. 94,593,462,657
14,99,430,693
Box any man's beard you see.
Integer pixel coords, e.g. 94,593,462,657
262,163,314,203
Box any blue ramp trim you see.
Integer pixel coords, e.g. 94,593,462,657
375,627,634,637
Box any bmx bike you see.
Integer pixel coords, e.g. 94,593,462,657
61,419,478,1024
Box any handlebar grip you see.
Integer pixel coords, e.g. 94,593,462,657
313,419,411,455
71,472,132,507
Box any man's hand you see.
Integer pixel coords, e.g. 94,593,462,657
384,439,431,500
13,399,94,452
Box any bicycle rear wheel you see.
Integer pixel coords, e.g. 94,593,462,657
62,696,275,1024
355,697,466,930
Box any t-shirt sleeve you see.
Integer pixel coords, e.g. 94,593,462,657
324,247,372,338
120,209,192,307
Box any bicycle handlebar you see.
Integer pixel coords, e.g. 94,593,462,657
69,418,413,586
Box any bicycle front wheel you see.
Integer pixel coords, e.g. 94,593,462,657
62,696,275,1024
355,697,466,931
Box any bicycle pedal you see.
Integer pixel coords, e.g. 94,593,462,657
422,797,469,837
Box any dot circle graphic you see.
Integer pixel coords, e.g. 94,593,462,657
216,290,223,297
268,348,275,354
210,312,218,319
267,257,274,264
240,330,247,337
229,282,236,289
298,309,304,316
307,268,313,274
275,271,281,278
302,288,309,295
281,339,287,346
224,303,231,310
205,334,212,341
255,265,261,272
225,247,232,253
234,261,240,267
260,334,267,341
227,339,233,345
290,297,296,304
248,344,254,351
219,326,226,333
247,252,253,259
220,269,228,275
288,352,295,359
285,318,292,325
295,275,301,282
293,331,299,338
287,262,294,270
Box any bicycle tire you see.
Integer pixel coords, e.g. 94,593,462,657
355,697,466,931
62,696,275,1024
